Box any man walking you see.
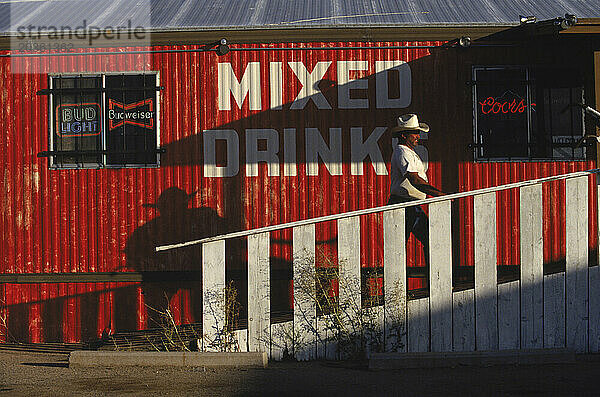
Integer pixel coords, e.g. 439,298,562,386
388,114,446,265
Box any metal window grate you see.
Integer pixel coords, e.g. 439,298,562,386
42,72,163,169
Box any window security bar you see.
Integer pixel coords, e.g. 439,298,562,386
467,141,593,150
37,86,165,95
37,148,166,158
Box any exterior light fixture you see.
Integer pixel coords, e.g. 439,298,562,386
216,38,230,56
519,15,537,24
561,14,577,29
458,36,471,48
442,36,472,49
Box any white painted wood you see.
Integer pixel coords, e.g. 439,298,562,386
498,281,520,350
202,240,226,352
270,320,293,361
158,170,599,252
338,216,361,311
233,329,248,352
519,184,544,349
293,224,317,361
364,305,385,357
565,176,589,353
593,181,600,353
474,192,498,351
408,297,430,352
383,208,407,353
316,314,337,360
590,265,600,353
247,232,270,353
452,289,475,352
338,216,362,357
429,201,453,352
543,273,565,348
316,314,327,360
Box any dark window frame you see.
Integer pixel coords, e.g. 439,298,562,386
472,65,586,162
48,71,161,169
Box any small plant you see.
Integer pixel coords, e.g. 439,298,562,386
200,280,242,352
270,247,394,360
0,298,7,342
145,299,193,352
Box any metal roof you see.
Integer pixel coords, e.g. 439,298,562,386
1,0,600,34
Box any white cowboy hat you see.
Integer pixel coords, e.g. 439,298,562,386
390,113,430,133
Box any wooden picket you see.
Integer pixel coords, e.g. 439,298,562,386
383,208,407,352
452,289,475,351
544,273,565,348
519,184,544,349
187,170,600,358
565,176,589,353
474,192,498,351
293,224,317,361
498,281,520,350
247,232,270,353
429,201,452,352
201,240,225,351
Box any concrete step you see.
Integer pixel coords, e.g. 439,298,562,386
69,350,268,368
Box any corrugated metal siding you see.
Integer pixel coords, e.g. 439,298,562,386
457,161,597,270
0,41,597,343
3,0,600,33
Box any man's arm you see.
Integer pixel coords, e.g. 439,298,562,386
406,172,446,197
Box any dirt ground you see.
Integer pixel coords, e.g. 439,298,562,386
1,350,599,396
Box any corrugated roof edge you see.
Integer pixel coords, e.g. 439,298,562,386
0,22,516,35
0,18,597,49
0,23,514,49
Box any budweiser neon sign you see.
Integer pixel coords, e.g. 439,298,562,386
479,97,536,115
107,98,155,130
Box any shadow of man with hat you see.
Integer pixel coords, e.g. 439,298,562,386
124,187,228,329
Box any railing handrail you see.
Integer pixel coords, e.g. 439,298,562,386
155,168,600,252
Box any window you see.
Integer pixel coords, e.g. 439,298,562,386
473,66,585,161
46,72,161,168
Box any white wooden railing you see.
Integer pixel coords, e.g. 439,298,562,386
157,170,600,358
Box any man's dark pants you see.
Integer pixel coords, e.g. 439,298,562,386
387,195,429,265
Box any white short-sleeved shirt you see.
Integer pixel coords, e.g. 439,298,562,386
390,144,428,200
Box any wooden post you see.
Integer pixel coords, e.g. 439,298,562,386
453,289,475,351
519,184,543,349
248,232,270,353
429,201,452,352
590,265,600,353
338,216,362,357
474,192,498,351
383,208,407,352
544,273,565,348
565,176,589,353
498,281,519,350
592,178,600,352
202,240,226,352
293,224,316,360
408,298,430,352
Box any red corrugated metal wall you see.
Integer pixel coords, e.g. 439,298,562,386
0,41,597,343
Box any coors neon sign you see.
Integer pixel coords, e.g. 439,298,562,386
479,96,536,115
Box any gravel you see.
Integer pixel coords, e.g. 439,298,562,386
1,350,599,396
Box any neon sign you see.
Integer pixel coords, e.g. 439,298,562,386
107,98,155,130
479,97,536,115
55,103,102,137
